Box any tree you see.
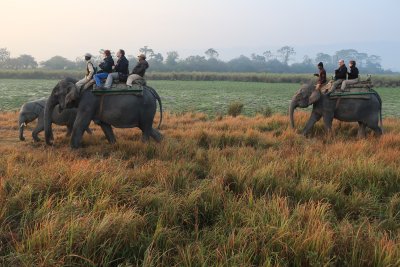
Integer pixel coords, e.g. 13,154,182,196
41,56,76,70
165,51,179,66
17,54,38,69
151,53,164,63
139,46,154,57
277,46,295,65
262,50,275,61
0,48,10,67
205,48,219,59
251,53,266,63
315,53,332,65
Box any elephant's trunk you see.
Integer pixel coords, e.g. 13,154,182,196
18,116,26,141
289,100,297,129
44,95,57,145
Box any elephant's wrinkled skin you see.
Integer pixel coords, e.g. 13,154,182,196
44,78,163,148
19,98,92,141
289,84,383,137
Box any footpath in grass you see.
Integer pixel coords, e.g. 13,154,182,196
1,111,400,266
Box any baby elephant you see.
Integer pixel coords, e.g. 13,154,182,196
19,98,92,141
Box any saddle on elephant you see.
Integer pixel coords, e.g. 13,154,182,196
315,76,374,99
81,77,147,96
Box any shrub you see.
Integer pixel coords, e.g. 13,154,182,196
227,101,244,117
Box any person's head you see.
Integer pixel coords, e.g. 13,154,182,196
104,50,111,58
117,49,125,58
84,53,92,61
349,60,356,67
317,62,323,69
338,59,345,67
138,54,146,61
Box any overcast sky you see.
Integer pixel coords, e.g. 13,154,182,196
2,0,399,70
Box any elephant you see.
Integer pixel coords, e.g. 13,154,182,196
289,84,383,137
44,78,163,148
18,98,92,142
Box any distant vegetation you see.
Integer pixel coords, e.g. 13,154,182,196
0,70,399,87
1,111,400,266
0,46,397,74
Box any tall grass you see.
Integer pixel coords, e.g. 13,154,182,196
1,110,400,266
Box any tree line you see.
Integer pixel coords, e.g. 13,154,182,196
0,46,395,74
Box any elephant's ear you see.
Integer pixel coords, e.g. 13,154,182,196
65,85,80,103
308,89,321,105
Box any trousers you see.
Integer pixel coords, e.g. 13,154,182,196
126,74,142,86
341,78,360,90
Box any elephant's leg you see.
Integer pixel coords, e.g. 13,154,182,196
370,125,383,137
357,122,367,138
32,116,44,142
99,122,116,144
66,125,73,137
19,124,26,141
71,114,92,149
322,114,334,136
140,125,152,143
150,128,163,143
302,112,322,136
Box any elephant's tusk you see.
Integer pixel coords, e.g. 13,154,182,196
20,123,26,128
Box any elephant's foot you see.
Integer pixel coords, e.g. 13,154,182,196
19,136,25,141
32,135,41,142
150,128,163,143
141,135,150,143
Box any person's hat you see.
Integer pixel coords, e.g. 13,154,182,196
317,62,323,67
84,53,92,58
138,54,146,59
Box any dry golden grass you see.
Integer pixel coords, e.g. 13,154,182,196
1,110,400,266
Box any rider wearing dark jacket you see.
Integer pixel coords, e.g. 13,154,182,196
114,55,129,81
99,52,114,74
131,57,149,77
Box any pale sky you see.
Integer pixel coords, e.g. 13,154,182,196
1,0,399,70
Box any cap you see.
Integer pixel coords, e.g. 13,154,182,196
84,53,92,58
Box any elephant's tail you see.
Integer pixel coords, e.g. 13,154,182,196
372,89,383,131
146,86,163,129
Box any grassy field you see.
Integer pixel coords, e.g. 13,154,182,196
1,79,400,117
1,110,400,266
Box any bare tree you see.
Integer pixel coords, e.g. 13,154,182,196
205,48,219,59
277,46,296,65
139,46,154,57
262,50,275,61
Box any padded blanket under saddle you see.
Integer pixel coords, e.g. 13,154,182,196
92,83,144,96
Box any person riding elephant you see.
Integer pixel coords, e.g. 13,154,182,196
309,62,327,104
93,50,114,88
75,53,96,89
341,60,359,90
330,59,347,91
44,78,163,148
126,54,149,87
103,49,129,89
289,83,382,138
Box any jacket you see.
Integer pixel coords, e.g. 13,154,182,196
334,65,347,80
85,60,95,80
317,68,327,84
98,55,114,73
348,66,359,80
115,56,129,81
131,59,149,77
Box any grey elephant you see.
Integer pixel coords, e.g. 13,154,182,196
19,98,92,142
289,84,383,137
44,78,163,148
